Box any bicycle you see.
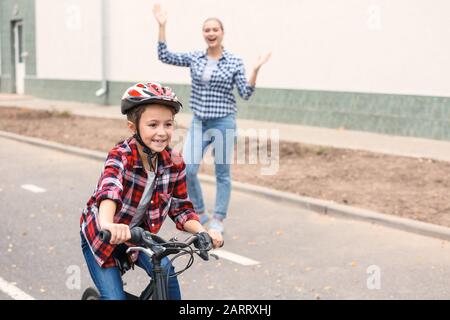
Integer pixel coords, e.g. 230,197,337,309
81,227,218,300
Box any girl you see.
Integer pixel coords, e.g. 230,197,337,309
80,82,223,299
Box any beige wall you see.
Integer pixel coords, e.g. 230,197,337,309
35,0,102,80
36,0,450,97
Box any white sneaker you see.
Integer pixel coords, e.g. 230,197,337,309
208,218,224,233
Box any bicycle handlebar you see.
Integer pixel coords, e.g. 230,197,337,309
98,227,212,260
99,227,199,247
99,227,143,244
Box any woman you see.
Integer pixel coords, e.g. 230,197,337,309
153,4,271,233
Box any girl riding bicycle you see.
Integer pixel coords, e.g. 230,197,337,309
79,82,223,300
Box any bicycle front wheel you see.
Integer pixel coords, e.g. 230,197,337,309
81,287,100,300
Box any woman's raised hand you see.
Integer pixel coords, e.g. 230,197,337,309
254,52,272,71
153,3,167,26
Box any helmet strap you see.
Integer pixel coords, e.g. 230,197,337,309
133,131,158,172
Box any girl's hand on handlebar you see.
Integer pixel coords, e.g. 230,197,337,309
207,229,224,249
102,223,131,245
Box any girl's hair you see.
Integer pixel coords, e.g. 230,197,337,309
126,104,148,126
203,17,224,31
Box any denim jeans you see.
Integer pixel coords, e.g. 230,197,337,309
81,232,181,300
183,114,236,219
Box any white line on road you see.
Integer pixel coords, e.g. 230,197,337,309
212,249,260,266
21,184,46,193
0,276,35,300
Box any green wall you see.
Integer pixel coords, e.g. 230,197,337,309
23,78,450,141
0,0,36,92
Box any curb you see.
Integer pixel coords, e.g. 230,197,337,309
0,130,107,161
2,130,450,242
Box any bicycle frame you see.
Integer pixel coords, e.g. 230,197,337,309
152,258,169,300
125,244,172,300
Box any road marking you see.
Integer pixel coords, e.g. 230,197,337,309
0,276,35,300
212,249,260,266
21,184,46,193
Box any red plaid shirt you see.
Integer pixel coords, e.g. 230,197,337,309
80,137,199,267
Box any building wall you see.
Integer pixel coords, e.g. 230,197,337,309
35,0,102,80
31,0,450,97
2,0,450,140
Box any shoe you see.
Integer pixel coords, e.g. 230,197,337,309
208,218,224,234
198,212,210,225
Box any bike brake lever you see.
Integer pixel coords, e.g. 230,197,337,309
209,253,219,260
151,244,166,256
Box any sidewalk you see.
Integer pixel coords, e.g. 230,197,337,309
1,93,450,162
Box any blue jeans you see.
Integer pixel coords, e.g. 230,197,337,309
183,114,236,219
81,233,181,300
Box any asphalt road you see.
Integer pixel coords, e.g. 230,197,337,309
0,137,449,300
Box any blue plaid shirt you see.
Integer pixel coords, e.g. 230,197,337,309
158,42,255,119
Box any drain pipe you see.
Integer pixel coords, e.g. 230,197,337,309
95,0,108,100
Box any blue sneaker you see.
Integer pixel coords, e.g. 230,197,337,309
208,218,224,234
198,212,210,225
